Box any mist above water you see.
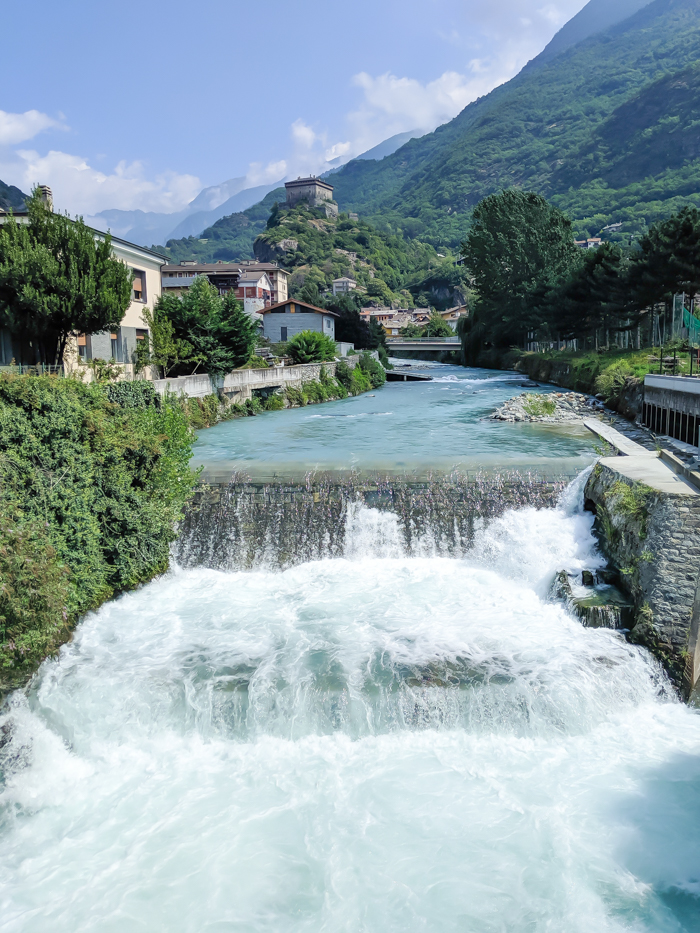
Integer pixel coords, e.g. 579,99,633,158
2,474,700,932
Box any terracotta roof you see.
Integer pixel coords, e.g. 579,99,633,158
261,299,339,317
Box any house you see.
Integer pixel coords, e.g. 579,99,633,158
333,276,357,296
261,299,338,343
575,238,603,249
439,305,468,330
161,260,288,303
236,270,272,317
285,177,338,218
0,187,166,370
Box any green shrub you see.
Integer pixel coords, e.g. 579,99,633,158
263,393,285,411
350,368,372,394
358,352,386,388
287,330,337,363
285,385,306,407
335,359,354,390
0,374,197,689
595,360,633,403
0,504,72,689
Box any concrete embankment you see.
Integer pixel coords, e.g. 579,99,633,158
583,424,700,695
151,360,355,403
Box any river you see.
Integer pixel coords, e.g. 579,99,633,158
1,364,700,932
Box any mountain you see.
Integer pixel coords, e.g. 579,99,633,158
319,0,700,245
0,180,28,213
526,0,652,68
89,178,282,246
157,188,286,262
254,202,441,305
354,130,425,162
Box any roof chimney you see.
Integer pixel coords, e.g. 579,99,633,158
37,185,53,211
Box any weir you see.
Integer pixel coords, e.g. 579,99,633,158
175,472,574,570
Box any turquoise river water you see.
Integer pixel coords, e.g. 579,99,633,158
1,363,699,932
191,362,599,479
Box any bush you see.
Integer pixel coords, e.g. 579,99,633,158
0,504,72,689
358,352,386,388
287,330,337,363
0,374,197,690
263,393,285,411
595,360,634,403
335,359,354,390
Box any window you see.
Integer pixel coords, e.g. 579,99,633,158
110,332,119,360
136,329,148,342
281,326,288,341
132,269,146,302
77,334,87,360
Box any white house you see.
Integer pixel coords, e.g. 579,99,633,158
332,276,357,296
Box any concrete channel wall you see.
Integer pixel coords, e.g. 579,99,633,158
643,375,700,447
152,359,357,402
585,462,700,696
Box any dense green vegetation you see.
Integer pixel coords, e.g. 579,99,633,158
256,203,441,306
324,0,700,248
0,375,197,690
460,189,700,360
138,276,259,377
0,190,133,365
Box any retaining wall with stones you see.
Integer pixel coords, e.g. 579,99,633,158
585,462,700,694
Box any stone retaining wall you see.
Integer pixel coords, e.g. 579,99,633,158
585,462,700,694
152,359,356,402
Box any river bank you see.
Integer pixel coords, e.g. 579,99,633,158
472,346,652,421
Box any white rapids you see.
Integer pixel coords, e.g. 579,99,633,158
1,474,700,932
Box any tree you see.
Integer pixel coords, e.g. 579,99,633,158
423,312,454,337
629,207,700,309
135,305,201,378
286,330,337,363
460,190,578,360
553,242,631,343
399,322,424,337
155,276,259,377
0,189,133,365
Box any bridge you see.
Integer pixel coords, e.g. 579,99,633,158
386,337,461,351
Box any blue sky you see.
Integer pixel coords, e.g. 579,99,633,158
1,0,589,216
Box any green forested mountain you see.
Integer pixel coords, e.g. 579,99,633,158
326,0,700,246
255,204,446,306
155,188,285,262
160,0,700,260
0,180,28,213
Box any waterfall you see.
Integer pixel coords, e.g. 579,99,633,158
1,470,700,932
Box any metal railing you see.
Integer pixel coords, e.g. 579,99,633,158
0,363,64,376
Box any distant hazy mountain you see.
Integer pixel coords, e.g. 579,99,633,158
355,130,425,161
89,178,283,247
0,180,28,213
526,0,652,68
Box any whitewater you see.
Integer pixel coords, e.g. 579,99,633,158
1,475,700,931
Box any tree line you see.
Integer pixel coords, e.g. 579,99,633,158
459,189,700,363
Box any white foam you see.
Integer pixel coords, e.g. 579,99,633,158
1,477,699,930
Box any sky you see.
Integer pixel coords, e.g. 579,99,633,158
1,0,590,217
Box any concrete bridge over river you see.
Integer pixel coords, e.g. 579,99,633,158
386,337,461,353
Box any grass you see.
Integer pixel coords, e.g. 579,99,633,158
523,394,556,417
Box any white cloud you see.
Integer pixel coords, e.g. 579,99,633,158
0,109,66,146
0,148,201,215
245,159,288,187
